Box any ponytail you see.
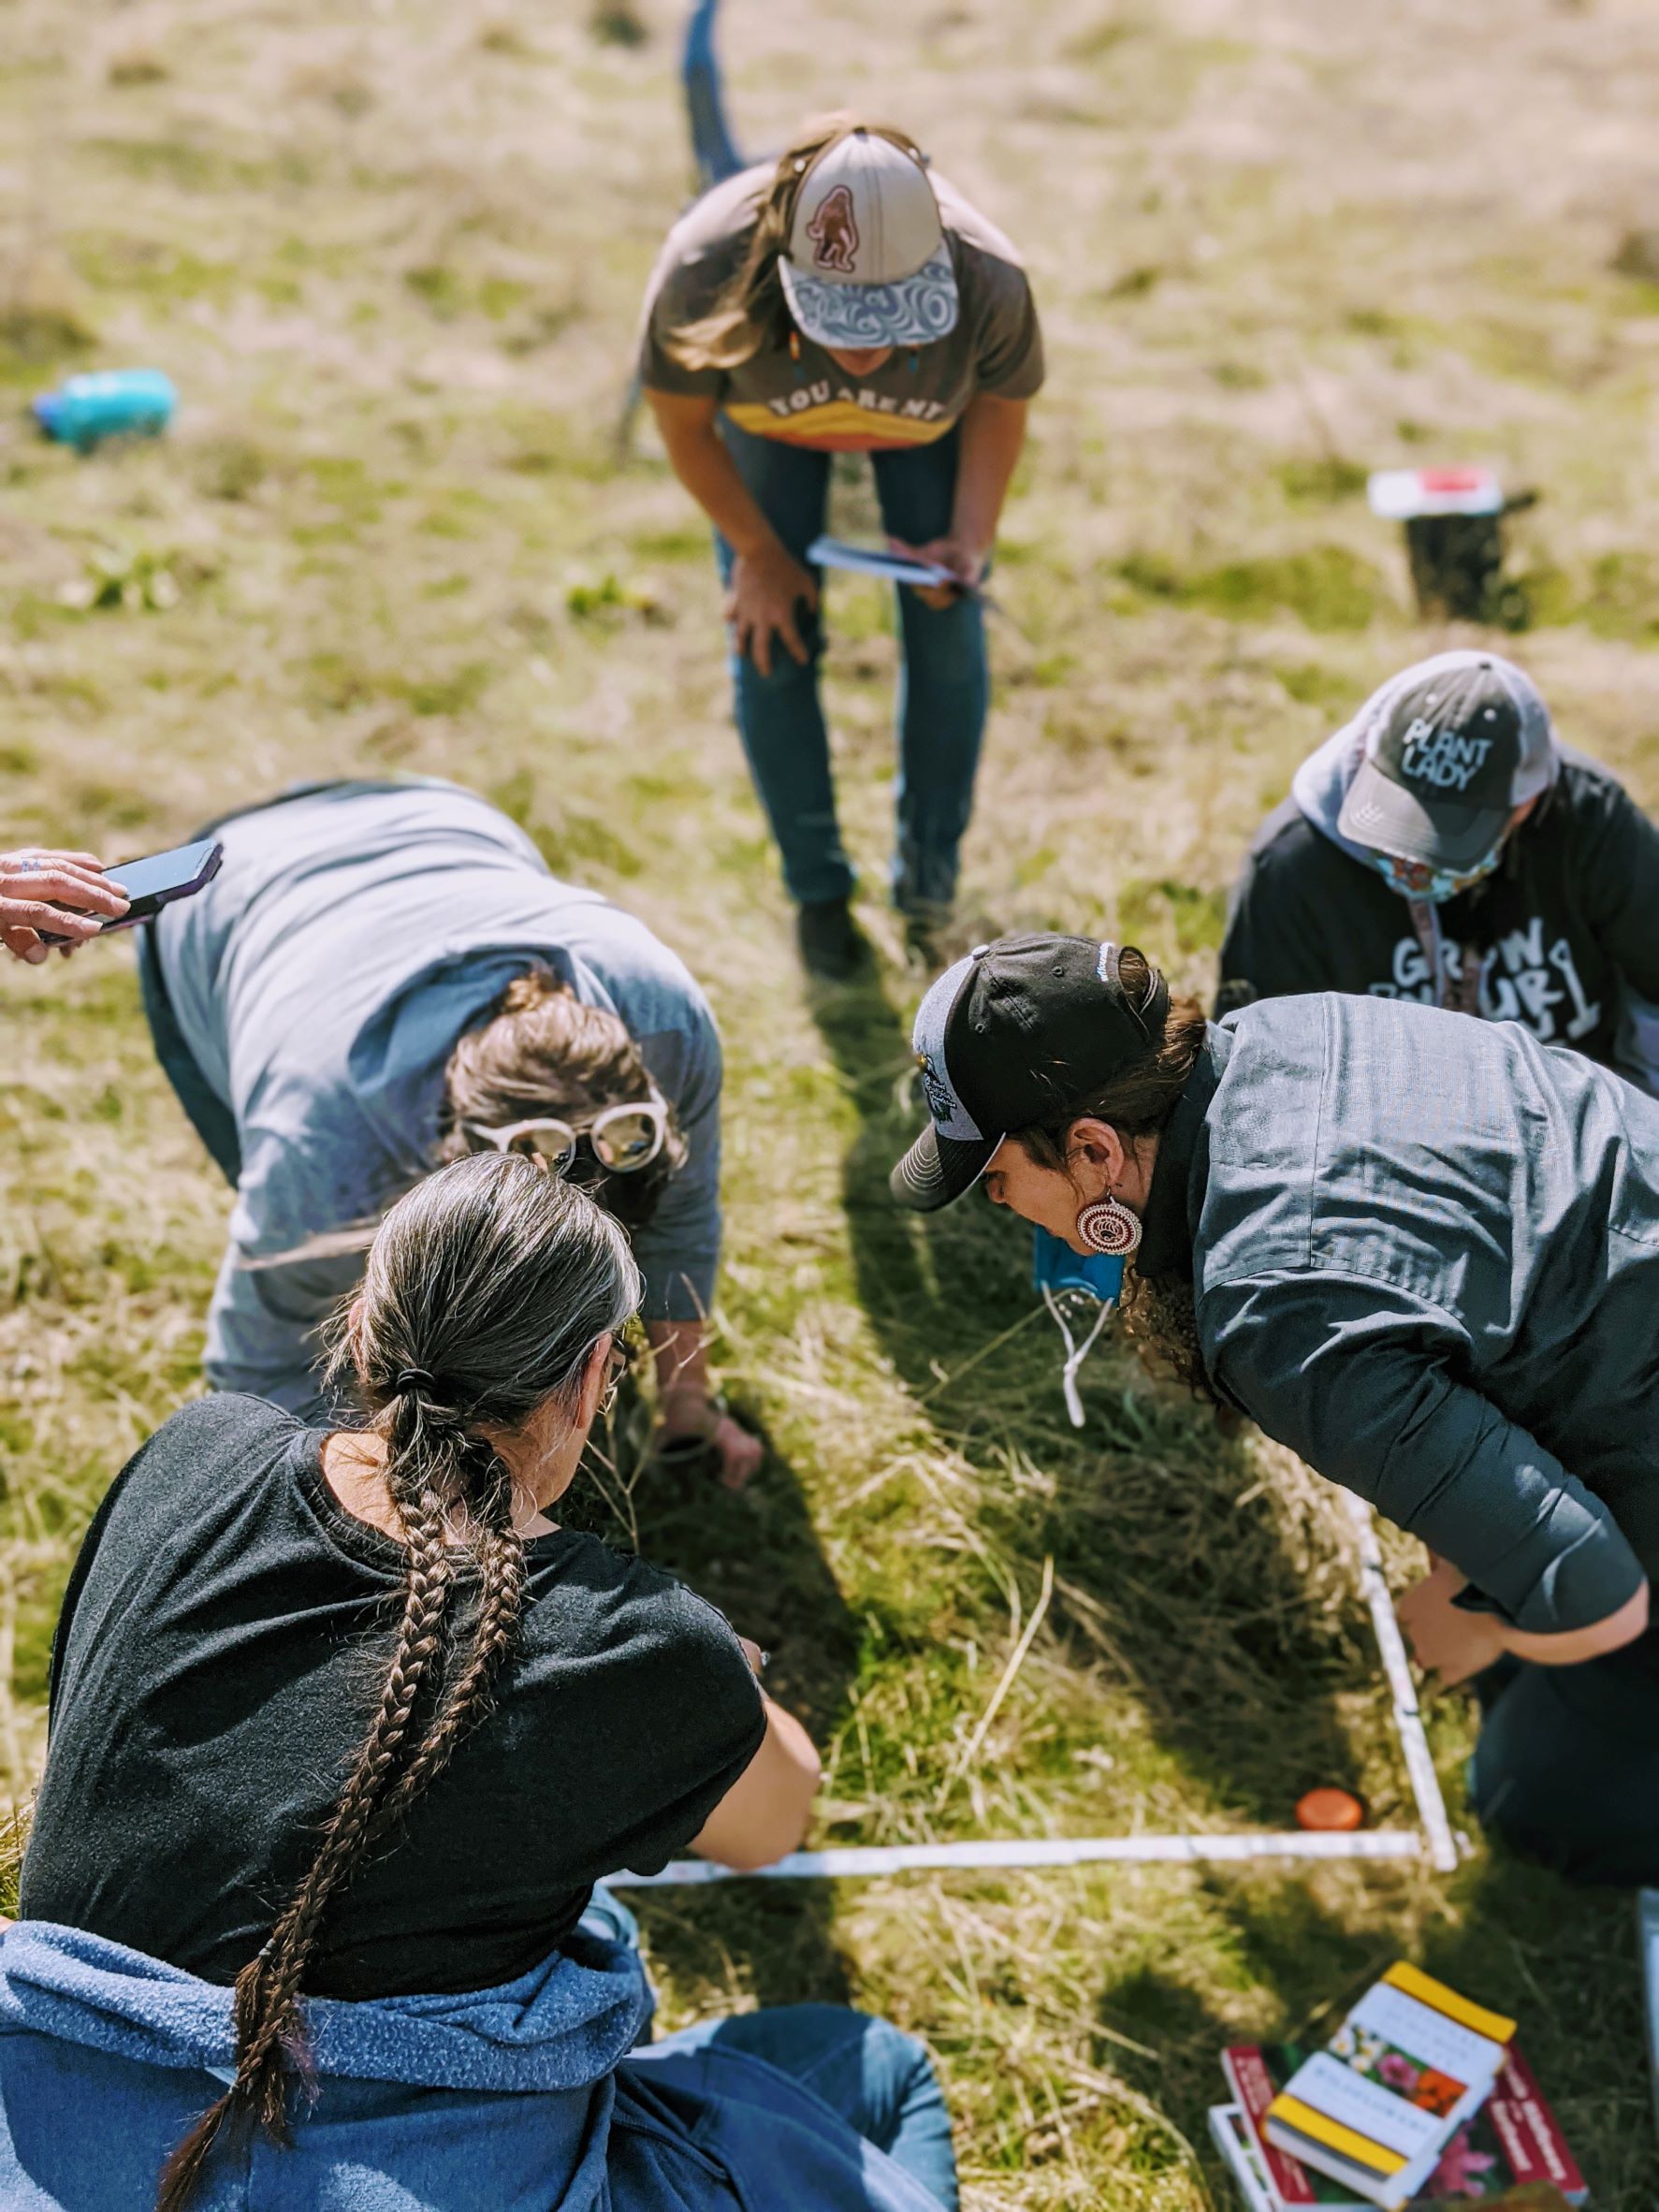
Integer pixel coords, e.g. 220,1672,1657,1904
157,1155,639,2208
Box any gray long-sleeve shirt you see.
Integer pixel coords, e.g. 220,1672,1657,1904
1138,993,1659,1638
153,780,723,1418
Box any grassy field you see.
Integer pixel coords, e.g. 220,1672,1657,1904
6,0,1659,2201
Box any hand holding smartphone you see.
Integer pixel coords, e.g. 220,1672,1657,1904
7,837,223,964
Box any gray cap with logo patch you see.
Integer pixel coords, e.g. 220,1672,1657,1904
779,127,961,353
1336,650,1557,871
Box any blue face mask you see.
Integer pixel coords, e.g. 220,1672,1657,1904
1033,1227,1124,1428
1365,841,1505,905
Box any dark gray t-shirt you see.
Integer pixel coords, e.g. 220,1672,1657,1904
639,165,1043,450
22,1396,764,1999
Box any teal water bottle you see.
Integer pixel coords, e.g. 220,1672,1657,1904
33,370,177,452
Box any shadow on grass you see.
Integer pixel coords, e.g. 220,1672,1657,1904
807,964,1372,1830
807,970,1659,2194
1095,1850,1659,2204
565,1403,860,2010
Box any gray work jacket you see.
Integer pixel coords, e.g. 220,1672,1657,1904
1138,995,1658,1638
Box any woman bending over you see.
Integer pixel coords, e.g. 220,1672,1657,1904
641,114,1041,975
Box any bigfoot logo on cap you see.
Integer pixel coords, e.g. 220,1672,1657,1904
807,185,861,273
779,126,961,351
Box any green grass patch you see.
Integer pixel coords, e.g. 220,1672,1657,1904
1118,544,1388,630
1116,878,1230,960
5,8,1659,2201
1275,457,1369,505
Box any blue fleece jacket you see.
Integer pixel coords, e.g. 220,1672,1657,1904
0,1920,948,2212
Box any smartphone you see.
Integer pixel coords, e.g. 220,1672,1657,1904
36,837,224,944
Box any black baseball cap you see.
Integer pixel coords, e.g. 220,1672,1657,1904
1336,650,1555,870
890,934,1171,1213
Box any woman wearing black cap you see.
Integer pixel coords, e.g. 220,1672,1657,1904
892,935,1659,1882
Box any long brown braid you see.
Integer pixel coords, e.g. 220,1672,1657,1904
363,1454,529,1852
156,1154,641,2211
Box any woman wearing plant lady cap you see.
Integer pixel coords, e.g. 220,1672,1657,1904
892,935,1659,1883
1217,650,1659,1092
640,116,1042,977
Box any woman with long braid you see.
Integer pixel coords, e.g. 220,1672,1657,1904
5,1155,958,2212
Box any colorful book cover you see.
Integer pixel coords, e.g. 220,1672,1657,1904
1263,1966,1516,2206
1223,2044,1587,2207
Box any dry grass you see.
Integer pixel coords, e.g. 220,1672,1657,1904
4,0,1659,2201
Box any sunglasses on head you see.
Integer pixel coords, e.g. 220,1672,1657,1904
462,1099,668,1176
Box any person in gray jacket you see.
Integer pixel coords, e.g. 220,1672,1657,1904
890,932,1658,1883
141,779,760,1486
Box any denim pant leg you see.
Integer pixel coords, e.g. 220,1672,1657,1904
137,923,241,1186
1469,1650,1659,1885
658,2002,958,2210
575,1883,641,1951
871,429,989,912
713,421,851,906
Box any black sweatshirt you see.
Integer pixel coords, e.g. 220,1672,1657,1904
1217,741,1659,1087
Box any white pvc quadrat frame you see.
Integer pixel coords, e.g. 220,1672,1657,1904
609,1494,1462,1892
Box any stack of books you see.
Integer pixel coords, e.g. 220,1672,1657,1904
1210,1963,1587,2210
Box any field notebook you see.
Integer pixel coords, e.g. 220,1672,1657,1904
1210,2103,1577,2212
1211,2103,1280,2212
805,536,960,590
1224,2045,1587,2207
1262,1964,1517,2209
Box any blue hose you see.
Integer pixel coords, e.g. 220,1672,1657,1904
682,0,745,186
618,0,747,454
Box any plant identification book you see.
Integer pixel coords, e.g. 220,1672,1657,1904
1224,2044,1587,2206
1209,2104,1579,2212
1262,1965,1517,2208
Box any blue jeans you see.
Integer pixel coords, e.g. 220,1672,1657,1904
138,924,241,1186
138,778,379,1191
714,418,990,912
584,1891,958,2209
1469,1643,1659,1885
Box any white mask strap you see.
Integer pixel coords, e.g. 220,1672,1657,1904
1041,1288,1114,1429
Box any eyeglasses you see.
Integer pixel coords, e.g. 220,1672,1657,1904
462,1099,668,1176
599,1332,634,1415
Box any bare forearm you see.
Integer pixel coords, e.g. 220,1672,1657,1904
647,392,777,557
1500,1581,1650,1666
691,1695,822,1869
951,392,1028,553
